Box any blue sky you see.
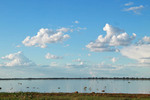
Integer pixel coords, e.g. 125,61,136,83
0,0,150,78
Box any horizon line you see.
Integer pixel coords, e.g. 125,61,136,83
0,77,150,80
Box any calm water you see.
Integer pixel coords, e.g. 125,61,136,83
0,79,150,94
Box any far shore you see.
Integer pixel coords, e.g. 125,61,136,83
0,77,150,80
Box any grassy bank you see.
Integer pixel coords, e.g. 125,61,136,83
0,92,150,100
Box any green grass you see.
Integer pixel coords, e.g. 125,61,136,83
0,92,150,100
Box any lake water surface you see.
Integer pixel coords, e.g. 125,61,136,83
0,79,150,94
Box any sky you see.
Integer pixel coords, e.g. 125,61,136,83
0,0,150,78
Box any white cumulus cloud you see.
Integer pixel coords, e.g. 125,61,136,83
73,58,85,66
86,23,136,52
45,53,63,59
0,51,35,67
111,57,117,63
74,20,79,24
93,63,122,71
16,45,21,48
66,63,86,69
88,53,91,56
66,58,87,69
73,58,82,62
22,28,71,48
124,5,144,14
76,27,87,32
143,36,150,44
50,62,59,67
124,2,134,6
121,44,150,64
64,44,70,47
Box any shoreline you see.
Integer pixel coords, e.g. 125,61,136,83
0,77,150,80
0,92,150,99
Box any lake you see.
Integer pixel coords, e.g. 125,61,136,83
0,79,150,94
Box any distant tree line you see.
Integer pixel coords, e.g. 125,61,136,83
0,77,150,80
